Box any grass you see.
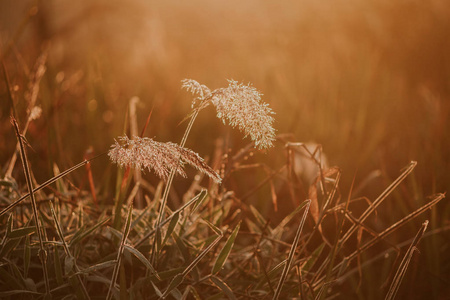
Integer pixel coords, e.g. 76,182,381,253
1,0,449,299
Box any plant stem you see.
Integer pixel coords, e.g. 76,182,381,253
151,109,200,263
11,117,50,296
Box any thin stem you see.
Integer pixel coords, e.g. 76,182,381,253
11,117,50,295
151,109,200,263
107,201,134,300
134,190,204,248
158,109,199,225
273,200,311,300
385,221,428,300
338,161,417,249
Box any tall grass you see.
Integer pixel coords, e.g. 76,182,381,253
0,78,446,299
1,0,449,298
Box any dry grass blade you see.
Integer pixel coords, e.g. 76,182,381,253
317,176,354,300
5,50,47,178
134,190,206,247
11,117,50,296
346,193,444,263
308,167,341,233
1,61,16,118
319,193,446,286
273,199,311,300
84,149,98,209
48,202,90,300
334,224,450,285
161,221,223,299
385,220,429,300
106,201,134,300
0,153,105,217
0,5,38,62
339,161,417,248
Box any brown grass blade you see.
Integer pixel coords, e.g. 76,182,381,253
107,201,134,300
161,220,223,298
49,202,90,300
346,193,444,263
11,117,50,296
84,148,98,209
273,199,311,300
317,193,446,287
5,50,47,178
339,161,417,248
140,105,154,138
385,220,429,300
134,190,207,248
0,153,105,217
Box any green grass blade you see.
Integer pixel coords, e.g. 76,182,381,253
302,243,325,275
212,221,241,275
249,205,271,230
271,203,307,239
134,190,206,248
69,218,110,247
124,244,160,279
210,276,237,300
162,273,184,299
162,222,223,298
119,261,127,300
0,238,22,258
74,260,117,275
107,202,133,300
5,213,13,236
202,219,223,237
173,232,191,262
54,244,63,285
8,227,36,239
49,201,91,299
162,211,179,247
0,290,41,297
191,190,208,214
24,235,31,278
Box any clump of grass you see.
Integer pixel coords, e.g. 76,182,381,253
1,75,447,300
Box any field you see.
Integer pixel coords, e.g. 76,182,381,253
1,0,449,299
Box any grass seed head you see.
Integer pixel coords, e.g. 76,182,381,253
108,135,221,183
182,79,276,149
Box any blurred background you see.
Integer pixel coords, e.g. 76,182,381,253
1,0,449,298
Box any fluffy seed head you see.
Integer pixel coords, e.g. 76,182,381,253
108,135,221,183
181,79,212,108
182,79,276,149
